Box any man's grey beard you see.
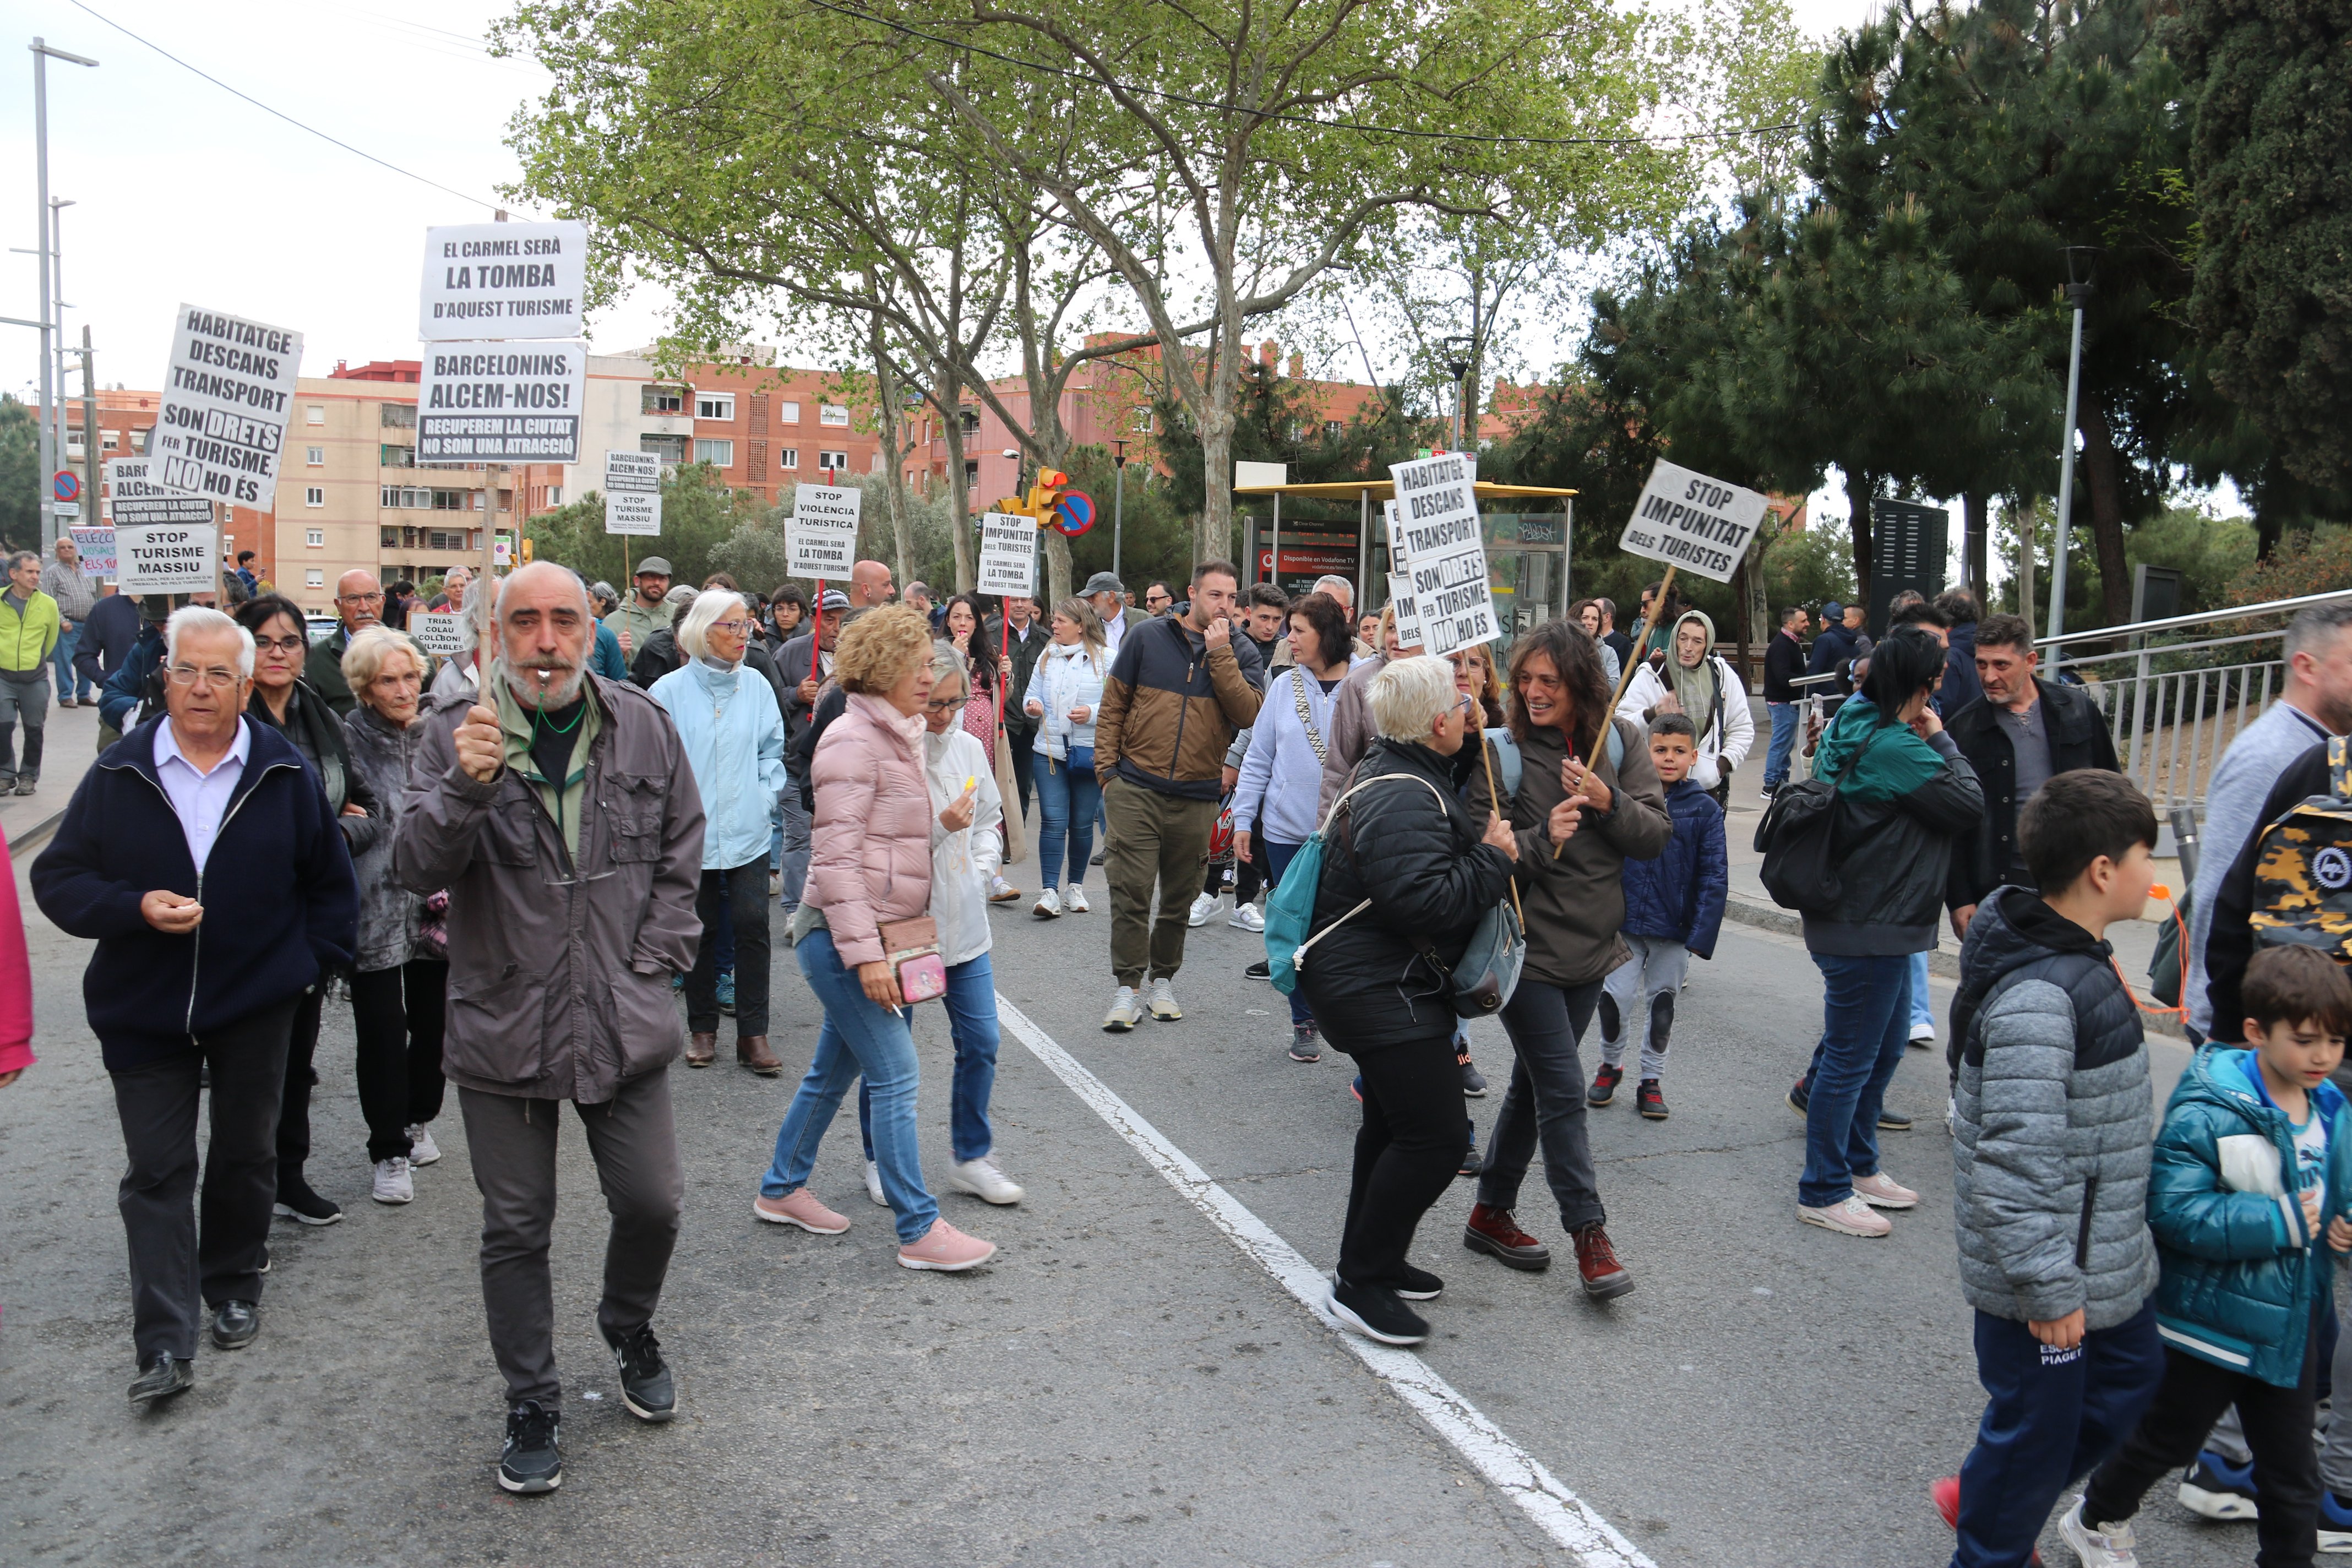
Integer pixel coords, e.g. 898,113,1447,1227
504,657,585,711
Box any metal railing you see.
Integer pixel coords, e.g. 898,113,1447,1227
2036,589,2352,810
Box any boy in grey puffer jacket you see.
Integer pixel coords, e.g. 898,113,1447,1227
1939,770,2165,1566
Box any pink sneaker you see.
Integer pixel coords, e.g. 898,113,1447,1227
1853,1172,1920,1210
1798,1195,1892,1237
896,1219,997,1272
753,1188,850,1234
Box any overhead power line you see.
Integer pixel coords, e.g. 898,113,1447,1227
68,0,515,214
796,0,1801,149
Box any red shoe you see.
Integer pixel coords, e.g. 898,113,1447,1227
1572,1223,1634,1299
1463,1204,1551,1271
1933,1474,2043,1566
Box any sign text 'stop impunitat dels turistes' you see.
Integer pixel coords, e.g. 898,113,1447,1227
1618,459,1770,584
418,221,587,342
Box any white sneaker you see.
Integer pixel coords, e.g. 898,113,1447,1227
1063,884,1090,913
372,1157,414,1205
948,1157,1025,1205
863,1158,888,1207
1908,1021,1936,1046
1032,887,1063,919
406,1124,442,1166
1796,1194,1890,1236
1186,891,1223,927
1146,976,1182,1021
1229,902,1264,933
1103,986,1141,1032
2058,1495,2140,1567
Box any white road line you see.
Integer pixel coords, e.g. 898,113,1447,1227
995,995,1658,1568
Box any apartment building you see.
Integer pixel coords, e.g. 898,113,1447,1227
560,351,884,508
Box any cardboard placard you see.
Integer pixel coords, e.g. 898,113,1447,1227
419,221,587,341
603,449,663,536
70,526,115,579
1387,453,1497,656
407,611,465,658
788,484,862,579
153,304,302,510
976,511,1038,596
1618,459,1770,583
416,341,585,464
1386,571,1423,651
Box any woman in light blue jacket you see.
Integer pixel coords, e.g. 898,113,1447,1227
1020,597,1107,918
649,590,787,1072
1234,590,1362,1062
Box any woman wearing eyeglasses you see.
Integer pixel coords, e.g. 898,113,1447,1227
233,595,382,1224
648,591,787,1076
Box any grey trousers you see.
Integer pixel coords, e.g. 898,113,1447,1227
1598,935,1692,1083
0,668,48,782
778,776,812,913
2208,1298,2352,1491
108,998,298,1363
457,1070,683,1408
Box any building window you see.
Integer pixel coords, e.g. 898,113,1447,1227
694,438,734,467
380,527,399,547
818,450,848,472
306,569,326,587
101,429,118,451
130,427,149,453
428,530,468,551
695,393,736,421
306,528,325,547
820,404,849,426
307,446,325,466
780,400,801,424
964,459,979,491
780,448,799,470
305,486,325,507
641,434,687,465
641,384,685,415
547,484,563,507
380,403,416,429
959,407,981,435
306,405,325,426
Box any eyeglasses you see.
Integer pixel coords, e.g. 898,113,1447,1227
923,695,964,712
709,619,752,635
166,663,239,690
336,590,385,605
252,634,307,654
1144,593,1171,606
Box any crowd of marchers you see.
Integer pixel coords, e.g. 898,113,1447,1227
7,551,2352,1566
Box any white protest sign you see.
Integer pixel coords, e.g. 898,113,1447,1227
108,455,217,592
153,304,301,510
70,526,116,578
408,612,465,659
603,450,663,536
788,484,862,579
416,341,585,464
1383,499,1407,565
1385,572,1424,651
1619,459,1770,584
976,511,1038,596
420,221,587,341
1388,453,1498,657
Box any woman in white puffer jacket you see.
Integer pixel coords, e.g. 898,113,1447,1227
1019,599,1109,918
1614,608,1754,797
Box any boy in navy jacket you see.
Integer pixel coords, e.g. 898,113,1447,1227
1589,713,1726,1121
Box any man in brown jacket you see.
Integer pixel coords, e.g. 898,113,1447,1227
1093,559,1262,1030
393,560,705,1496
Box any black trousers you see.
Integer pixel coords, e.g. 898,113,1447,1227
274,987,326,1194
350,959,449,1164
687,857,771,1035
1006,737,1035,821
1338,1030,1471,1289
108,998,299,1363
1477,978,1608,1232
2083,1335,2322,1567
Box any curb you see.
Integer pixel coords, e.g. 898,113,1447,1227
7,807,66,858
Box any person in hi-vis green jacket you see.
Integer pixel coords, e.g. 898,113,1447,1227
0,551,61,795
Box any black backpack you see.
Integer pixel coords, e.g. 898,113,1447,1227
1754,725,1890,914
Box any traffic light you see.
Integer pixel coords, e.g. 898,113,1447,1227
520,537,535,563
994,467,1096,537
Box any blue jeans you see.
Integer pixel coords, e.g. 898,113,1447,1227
1801,951,1913,1207
1033,747,1100,890
761,928,937,1243
1263,839,1311,1027
1912,950,1935,1034
1765,701,1798,787
1953,1303,2164,1567
54,624,90,701
859,952,1001,1166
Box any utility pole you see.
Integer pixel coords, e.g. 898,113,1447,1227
48,198,74,496
1111,438,1128,584
1441,336,1474,453
28,38,99,550
75,324,96,506
2045,248,2097,655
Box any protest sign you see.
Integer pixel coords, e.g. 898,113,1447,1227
408,612,465,659
788,484,862,579
1387,453,1498,656
419,221,587,341
1383,499,1408,565
416,341,585,464
70,526,115,578
153,304,301,510
115,519,217,594
603,450,663,536
976,511,1038,596
1386,572,1424,651
1618,459,1769,584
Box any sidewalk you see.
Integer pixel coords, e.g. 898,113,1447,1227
1,698,104,855
1716,694,2183,1035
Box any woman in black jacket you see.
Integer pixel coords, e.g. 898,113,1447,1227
1298,655,1518,1347
235,595,381,1226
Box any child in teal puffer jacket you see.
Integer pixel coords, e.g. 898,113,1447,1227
2064,945,2352,1567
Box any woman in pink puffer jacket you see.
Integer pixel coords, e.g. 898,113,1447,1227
753,606,997,1273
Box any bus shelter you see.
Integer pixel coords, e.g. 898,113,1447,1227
1233,479,1577,638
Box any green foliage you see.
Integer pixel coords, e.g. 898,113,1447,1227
1759,520,1858,613
0,396,39,556
2226,526,2352,608
522,464,763,591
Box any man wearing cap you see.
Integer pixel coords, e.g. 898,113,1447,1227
603,558,673,662
775,588,848,912
1083,571,1150,661
1807,599,1866,711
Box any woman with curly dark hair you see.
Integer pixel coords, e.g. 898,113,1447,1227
1460,618,1670,1302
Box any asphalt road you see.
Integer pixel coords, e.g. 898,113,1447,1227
0,843,2256,1568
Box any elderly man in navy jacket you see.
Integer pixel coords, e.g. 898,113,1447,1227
34,605,357,1407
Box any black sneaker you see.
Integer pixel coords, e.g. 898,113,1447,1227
1458,1049,1486,1097
1391,1264,1444,1301
1786,1075,1810,1115
1637,1079,1668,1120
498,1400,563,1494
273,1183,343,1227
1589,1062,1623,1107
1245,958,1271,981
601,1322,676,1423
1327,1277,1428,1346
1288,1024,1322,1063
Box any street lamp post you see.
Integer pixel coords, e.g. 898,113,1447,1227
2046,247,2098,655
1111,438,1129,585
28,37,99,550
1440,335,1474,452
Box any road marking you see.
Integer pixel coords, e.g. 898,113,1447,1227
995,995,1657,1568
